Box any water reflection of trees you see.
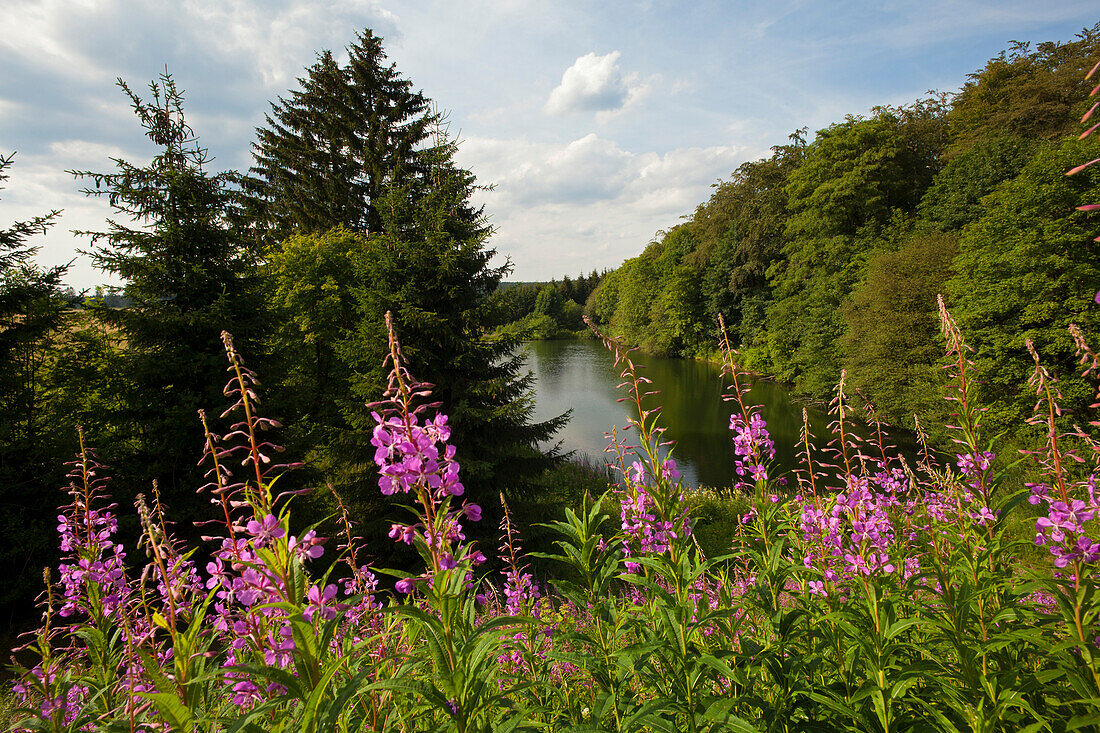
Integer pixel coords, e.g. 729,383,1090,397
523,340,913,489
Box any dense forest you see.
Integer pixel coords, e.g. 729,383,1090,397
585,27,1100,446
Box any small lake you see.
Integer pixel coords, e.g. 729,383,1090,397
519,339,837,488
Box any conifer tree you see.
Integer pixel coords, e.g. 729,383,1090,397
246,29,436,241
250,31,563,522
72,73,263,508
353,125,564,495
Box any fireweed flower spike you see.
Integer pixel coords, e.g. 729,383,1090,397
1069,323,1100,443
496,494,561,681
216,331,302,516
56,427,131,622
718,313,775,492
135,486,201,630
1025,339,1098,567
1023,335,1100,700
367,312,482,589
585,316,693,575
191,334,338,708
498,495,541,617
326,486,381,640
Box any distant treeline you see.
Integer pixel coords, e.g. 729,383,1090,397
487,270,607,339
585,26,1100,445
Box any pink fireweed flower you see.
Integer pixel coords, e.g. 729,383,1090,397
55,507,131,619
956,451,995,477
263,626,296,667
245,514,284,547
972,506,998,526
797,469,904,585
389,523,416,544
502,568,542,616
372,410,478,575
371,413,465,498
288,529,324,560
615,456,691,588
368,314,484,598
730,412,776,488
304,584,340,622
230,679,260,706
1033,490,1100,567
235,567,280,606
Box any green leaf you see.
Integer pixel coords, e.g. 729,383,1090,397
702,697,759,731
138,691,194,732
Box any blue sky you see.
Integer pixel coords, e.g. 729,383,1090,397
1,0,1097,288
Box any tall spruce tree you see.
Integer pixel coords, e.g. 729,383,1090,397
246,29,436,241
72,73,263,513
250,30,565,520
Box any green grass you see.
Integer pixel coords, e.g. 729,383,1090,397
1,685,19,730
687,486,752,560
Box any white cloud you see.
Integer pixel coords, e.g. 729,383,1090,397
544,51,648,118
2,0,1096,288
0,0,400,91
460,133,744,208
177,0,400,88
0,98,20,123
48,140,130,166
455,133,748,279
0,0,402,287
0,154,118,287
0,0,107,80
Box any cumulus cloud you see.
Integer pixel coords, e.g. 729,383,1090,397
461,133,744,208
48,139,131,166
6,0,1088,288
0,98,20,122
0,154,118,287
454,133,748,279
0,0,400,90
544,51,648,118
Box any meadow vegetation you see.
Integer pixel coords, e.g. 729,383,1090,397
6,301,1100,731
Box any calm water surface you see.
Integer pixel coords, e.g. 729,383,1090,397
520,339,835,488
